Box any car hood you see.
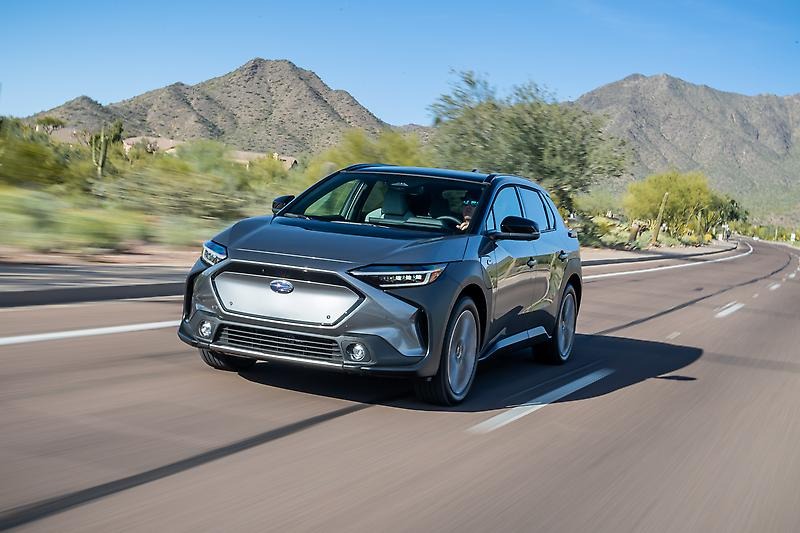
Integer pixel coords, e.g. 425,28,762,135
226,216,468,267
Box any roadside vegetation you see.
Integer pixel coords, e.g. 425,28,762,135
429,72,627,213
2,73,795,254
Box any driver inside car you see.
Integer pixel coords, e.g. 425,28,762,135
457,194,480,231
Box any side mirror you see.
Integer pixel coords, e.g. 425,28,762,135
489,216,541,241
272,195,295,214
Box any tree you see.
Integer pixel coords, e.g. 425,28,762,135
303,129,433,187
35,116,65,134
623,170,744,237
430,72,628,211
107,119,124,144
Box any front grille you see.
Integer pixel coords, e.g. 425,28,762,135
220,261,352,288
216,324,342,360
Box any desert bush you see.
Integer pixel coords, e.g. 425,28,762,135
0,187,151,251
57,209,151,251
574,190,622,218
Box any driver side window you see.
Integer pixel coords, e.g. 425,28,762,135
486,186,522,231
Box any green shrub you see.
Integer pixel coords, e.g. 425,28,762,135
153,216,229,247
57,209,151,251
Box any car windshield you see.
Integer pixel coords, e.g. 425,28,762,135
281,172,486,234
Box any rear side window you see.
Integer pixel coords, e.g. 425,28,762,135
486,186,522,231
519,188,551,231
542,193,561,229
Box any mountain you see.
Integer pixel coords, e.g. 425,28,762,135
33,59,386,155
576,74,800,224
33,63,799,222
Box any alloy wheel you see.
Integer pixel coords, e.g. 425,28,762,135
557,292,577,359
447,309,478,398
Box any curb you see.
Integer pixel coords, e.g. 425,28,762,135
582,241,739,267
0,282,184,308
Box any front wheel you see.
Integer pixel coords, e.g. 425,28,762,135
539,285,578,364
199,348,257,371
414,297,480,406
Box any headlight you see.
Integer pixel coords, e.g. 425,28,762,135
201,240,227,265
350,264,446,288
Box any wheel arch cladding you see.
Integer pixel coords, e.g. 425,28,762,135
458,283,487,345
566,273,582,309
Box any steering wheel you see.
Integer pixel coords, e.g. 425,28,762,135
437,215,462,226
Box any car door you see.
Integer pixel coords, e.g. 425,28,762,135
518,187,566,327
482,185,537,345
540,192,570,303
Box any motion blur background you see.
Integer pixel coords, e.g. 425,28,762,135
1,0,799,257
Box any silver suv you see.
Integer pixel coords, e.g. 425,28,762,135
178,165,582,405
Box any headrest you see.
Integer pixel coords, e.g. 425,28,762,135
429,192,451,218
383,188,409,216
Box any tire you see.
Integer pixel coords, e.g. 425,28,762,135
199,348,257,371
414,297,480,406
539,284,578,364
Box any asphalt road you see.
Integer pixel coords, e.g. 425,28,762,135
1,239,798,532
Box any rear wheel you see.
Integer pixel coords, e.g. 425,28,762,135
539,285,578,364
414,297,480,405
199,348,256,371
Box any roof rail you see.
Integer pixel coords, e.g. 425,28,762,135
342,163,392,171
483,173,498,182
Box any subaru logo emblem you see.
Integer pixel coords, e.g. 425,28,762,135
269,279,294,294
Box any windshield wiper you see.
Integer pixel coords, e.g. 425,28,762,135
281,213,311,219
363,220,450,234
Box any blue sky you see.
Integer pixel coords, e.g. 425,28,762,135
1,0,798,125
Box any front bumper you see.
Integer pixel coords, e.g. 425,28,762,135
177,258,438,376
178,317,429,375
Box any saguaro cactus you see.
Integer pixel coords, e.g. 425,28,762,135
90,125,109,179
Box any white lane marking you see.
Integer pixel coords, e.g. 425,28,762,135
753,293,759,299
468,368,614,434
769,283,781,291
714,301,737,312
584,242,753,281
0,320,180,346
715,302,745,318
790,273,796,279
665,331,681,340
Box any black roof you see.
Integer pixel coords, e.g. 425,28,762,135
344,164,542,190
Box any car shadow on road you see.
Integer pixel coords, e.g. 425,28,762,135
239,333,702,413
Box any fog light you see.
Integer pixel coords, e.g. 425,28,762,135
198,320,213,339
346,343,368,362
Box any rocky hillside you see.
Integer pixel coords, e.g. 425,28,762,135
33,64,799,222
33,59,386,155
576,74,800,223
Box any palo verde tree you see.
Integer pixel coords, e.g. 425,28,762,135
623,170,747,237
430,72,628,211
34,116,66,135
303,129,433,187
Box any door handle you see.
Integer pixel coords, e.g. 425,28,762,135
558,250,569,261
527,258,537,268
